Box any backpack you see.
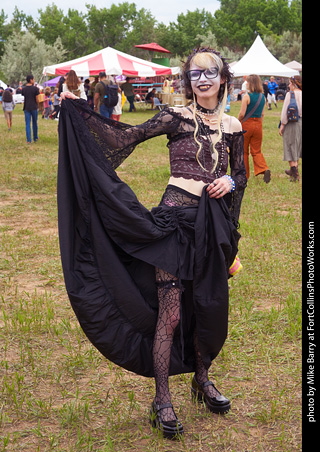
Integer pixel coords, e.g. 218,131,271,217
287,91,299,122
2,89,13,102
102,82,118,108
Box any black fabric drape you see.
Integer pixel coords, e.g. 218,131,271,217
57,99,240,377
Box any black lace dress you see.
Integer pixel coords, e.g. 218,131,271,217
57,99,246,377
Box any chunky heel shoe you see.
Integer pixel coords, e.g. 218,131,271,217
191,375,231,414
149,400,184,439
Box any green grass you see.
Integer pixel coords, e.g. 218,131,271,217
0,101,301,451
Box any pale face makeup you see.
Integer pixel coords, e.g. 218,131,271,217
190,62,224,108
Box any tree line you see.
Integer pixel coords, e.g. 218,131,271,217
0,0,302,85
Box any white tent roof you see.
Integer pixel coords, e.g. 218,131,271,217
0,79,7,88
231,35,299,77
43,46,180,77
284,60,302,71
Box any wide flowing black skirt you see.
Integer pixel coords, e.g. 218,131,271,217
57,99,240,377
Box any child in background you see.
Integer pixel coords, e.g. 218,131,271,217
38,89,45,118
43,88,51,119
111,86,123,121
50,88,61,120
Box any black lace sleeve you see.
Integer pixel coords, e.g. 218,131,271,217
63,99,181,170
224,131,247,227
225,131,247,190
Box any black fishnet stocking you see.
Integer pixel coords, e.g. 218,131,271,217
193,332,219,398
152,185,217,421
153,268,181,422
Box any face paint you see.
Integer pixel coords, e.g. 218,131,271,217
190,63,223,101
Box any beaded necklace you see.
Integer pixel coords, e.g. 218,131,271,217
195,109,226,178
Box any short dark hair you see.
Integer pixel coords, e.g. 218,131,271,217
26,74,34,83
99,71,106,78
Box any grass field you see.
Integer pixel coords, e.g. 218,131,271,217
0,101,302,451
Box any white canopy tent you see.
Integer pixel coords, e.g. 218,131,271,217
43,46,180,78
0,79,8,88
284,60,302,72
231,35,299,77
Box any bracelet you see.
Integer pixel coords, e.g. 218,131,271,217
223,175,235,192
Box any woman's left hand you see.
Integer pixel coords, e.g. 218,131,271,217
206,177,231,198
279,124,285,136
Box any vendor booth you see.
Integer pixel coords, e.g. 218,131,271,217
43,46,180,78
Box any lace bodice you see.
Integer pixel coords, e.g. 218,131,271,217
63,99,247,225
167,122,246,188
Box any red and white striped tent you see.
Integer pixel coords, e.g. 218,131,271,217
43,46,180,77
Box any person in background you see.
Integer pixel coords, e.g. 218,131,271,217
94,71,116,118
263,80,269,100
279,76,302,182
63,70,87,100
43,87,52,119
239,75,248,98
145,88,156,109
37,89,45,118
120,77,136,112
238,74,271,183
84,79,90,99
16,81,23,94
267,76,278,110
162,76,171,94
58,74,67,96
50,87,61,120
22,74,40,144
88,77,98,109
111,86,123,121
2,87,15,130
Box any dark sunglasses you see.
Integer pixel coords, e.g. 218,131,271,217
186,67,219,81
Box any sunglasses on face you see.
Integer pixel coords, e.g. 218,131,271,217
186,67,219,81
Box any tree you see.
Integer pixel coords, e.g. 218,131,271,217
196,30,243,62
117,8,157,55
86,3,138,51
38,4,65,45
0,31,66,85
10,6,39,34
263,31,302,63
0,9,12,56
163,9,216,56
213,0,302,50
61,9,92,58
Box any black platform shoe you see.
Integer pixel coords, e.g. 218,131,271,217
149,400,184,439
191,375,231,414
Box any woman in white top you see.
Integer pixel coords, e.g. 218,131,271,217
279,76,302,182
62,70,87,100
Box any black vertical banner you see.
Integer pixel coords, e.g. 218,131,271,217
302,218,317,440
301,42,316,445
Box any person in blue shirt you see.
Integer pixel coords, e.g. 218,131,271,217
267,76,278,110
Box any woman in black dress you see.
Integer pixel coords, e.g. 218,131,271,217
58,47,247,439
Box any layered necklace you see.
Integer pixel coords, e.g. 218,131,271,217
193,102,226,178
194,101,221,124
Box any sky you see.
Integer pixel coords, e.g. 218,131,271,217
4,0,221,26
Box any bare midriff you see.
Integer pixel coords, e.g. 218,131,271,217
168,176,208,196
